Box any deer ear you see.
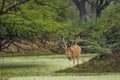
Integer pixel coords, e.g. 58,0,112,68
74,36,80,44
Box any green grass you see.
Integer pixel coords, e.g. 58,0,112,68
9,75,120,80
0,54,92,72
0,53,119,80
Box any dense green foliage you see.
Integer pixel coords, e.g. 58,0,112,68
0,0,71,36
78,3,120,54
0,0,78,52
0,0,119,54
102,3,120,52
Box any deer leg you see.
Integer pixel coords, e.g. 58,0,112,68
76,56,79,65
69,60,72,66
73,58,75,66
68,57,72,66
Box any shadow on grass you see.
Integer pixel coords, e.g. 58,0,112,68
0,62,48,69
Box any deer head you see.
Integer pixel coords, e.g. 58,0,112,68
62,37,71,58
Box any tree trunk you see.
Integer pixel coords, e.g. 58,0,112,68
96,9,101,17
73,0,87,20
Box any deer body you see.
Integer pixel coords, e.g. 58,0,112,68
65,44,81,66
62,37,81,66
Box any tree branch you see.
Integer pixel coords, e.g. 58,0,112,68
0,0,29,15
34,0,70,10
12,42,25,51
0,0,6,12
0,40,9,48
1,40,13,50
86,0,97,9
100,0,110,10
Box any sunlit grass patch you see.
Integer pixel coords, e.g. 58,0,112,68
0,53,100,79
9,75,120,80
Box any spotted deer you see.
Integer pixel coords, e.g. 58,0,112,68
62,37,81,66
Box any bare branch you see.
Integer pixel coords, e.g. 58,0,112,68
0,38,14,52
86,0,97,9
1,40,13,50
12,42,25,51
0,40,9,48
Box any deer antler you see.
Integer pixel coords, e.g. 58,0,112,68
62,37,67,49
74,36,80,44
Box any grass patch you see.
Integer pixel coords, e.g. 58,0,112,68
1,53,119,80
0,53,96,79
0,51,62,57
9,75,120,80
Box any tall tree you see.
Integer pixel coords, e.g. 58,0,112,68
72,0,113,18
86,0,112,17
73,0,87,20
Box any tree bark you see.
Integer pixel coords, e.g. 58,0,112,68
73,0,87,20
